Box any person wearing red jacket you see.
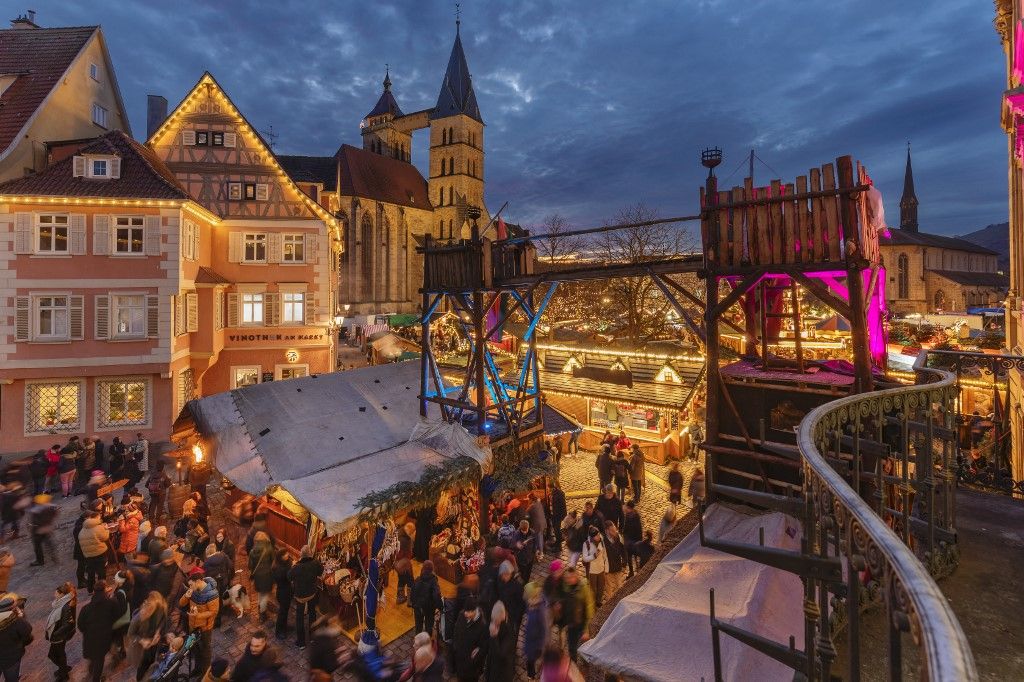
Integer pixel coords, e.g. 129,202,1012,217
44,445,61,494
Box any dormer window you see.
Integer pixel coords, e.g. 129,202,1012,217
73,154,121,180
655,365,682,383
562,356,583,374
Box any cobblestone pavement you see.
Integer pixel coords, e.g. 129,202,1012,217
4,451,701,681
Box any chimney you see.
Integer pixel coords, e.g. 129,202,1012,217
10,10,39,29
146,95,168,140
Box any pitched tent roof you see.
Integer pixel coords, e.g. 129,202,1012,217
0,129,189,199
336,144,432,210
931,270,1009,288
880,229,999,256
148,71,340,231
277,154,337,189
430,27,483,122
0,26,130,160
181,361,490,533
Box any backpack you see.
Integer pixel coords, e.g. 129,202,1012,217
147,474,164,494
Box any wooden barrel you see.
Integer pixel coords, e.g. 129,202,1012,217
167,483,189,518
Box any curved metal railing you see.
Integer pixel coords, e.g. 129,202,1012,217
796,364,977,680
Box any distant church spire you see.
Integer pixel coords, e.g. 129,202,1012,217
430,15,483,123
900,142,919,232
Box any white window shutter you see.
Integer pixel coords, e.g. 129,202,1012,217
144,216,162,256
228,232,242,263
69,296,84,340
186,292,199,332
72,156,86,177
92,215,111,255
214,291,224,330
255,183,269,201
267,233,282,263
146,295,160,338
109,157,121,179
265,293,281,326
174,295,185,336
192,223,201,259
304,233,317,263
226,293,239,327
69,214,87,254
94,294,110,340
304,296,316,325
13,213,33,254
182,130,196,146
14,296,30,341
223,132,236,148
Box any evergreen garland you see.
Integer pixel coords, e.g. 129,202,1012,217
355,456,480,522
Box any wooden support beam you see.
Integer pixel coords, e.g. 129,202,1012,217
792,271,852,320
710,270,762,320
651,273,707,345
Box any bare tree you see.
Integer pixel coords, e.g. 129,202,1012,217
593,203,695,343
533,213,583,264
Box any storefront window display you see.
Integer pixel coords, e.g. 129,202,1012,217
590,400,660,432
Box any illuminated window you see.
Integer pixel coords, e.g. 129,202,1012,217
243,233,267,262
112,294,146,338
114,216,144,254
35,295,69,339
232,366,261,389
655,365,682,383
283,234,304,262
96,377,149,428
282,292,304,324
25,380,82,434
609,360,627,372
897,254,909,299
241,293,264,324
36,214,69,253
562,356,583,373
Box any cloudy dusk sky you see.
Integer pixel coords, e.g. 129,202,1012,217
22,0,1008,236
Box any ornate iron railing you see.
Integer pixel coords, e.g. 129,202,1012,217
795,361,976,680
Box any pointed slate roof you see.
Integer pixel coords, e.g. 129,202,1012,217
901,145,916,204
430,26,482,122
0,129,189,199
365,69,404,119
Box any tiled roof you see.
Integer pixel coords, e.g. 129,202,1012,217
880,228,998,255
195,266,231,285
931,270,1009,288
336,144,432,210
540,370,699,410
0,26,97,156
366,89,403,119
0,129,190,199
277,155,337,189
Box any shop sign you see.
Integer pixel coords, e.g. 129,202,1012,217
227,332,325,343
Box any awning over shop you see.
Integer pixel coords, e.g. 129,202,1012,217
389,313,420,328
182,361,491,532
369,332,419,361
579,504,804,681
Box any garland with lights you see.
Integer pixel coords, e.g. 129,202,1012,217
355,456,481,522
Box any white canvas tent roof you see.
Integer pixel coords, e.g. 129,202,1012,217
184,361,490,532
579,504,804,682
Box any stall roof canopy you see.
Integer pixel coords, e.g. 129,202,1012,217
183,361,490,531
579,504,803,681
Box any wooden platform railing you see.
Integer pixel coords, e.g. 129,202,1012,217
791,360,976,680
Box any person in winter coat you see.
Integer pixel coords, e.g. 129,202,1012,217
451,596,488,681
594,485,623,530
0,592,33,681
272,549,293,638
147,526,168,566
45,582,76,682
28,493,59,567
107,437,126,482
78,580,120,682
231,631,281,682
614,430,631,454
179,570,220,678
515,520,536,581
611,451,630,502
145,467,171,522
44,445,61,494
57,443,77,498
526,495,547,555
550,482,567,549
126,556,152,613
553,567,593,662
72,506,92,588
635,530,656,568
118,503,143,561
628,444,646,503
411,560,443,636
621,500,644,578
688,467,706,508
562,511,585,568
667,461,684,505
496,560,525,635
213,527,236,562
78,511,110,592
595,445,613,491
29,451,48,496
581,528,608,607
248,531,275,620
602,521,628,596
411,644,444,682
288,545,324,649
659,506,677,545
245,513,273,553
307,616,344,677
204,544,234,627
485,601,515,682
522,582,548,679
126,591,167,681
149,549,179,600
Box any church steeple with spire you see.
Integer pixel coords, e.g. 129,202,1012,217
361,67,411,161
900,143,919,232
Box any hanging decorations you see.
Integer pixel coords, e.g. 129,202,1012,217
355,456,480,522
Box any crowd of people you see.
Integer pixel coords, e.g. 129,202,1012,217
0,429,702,681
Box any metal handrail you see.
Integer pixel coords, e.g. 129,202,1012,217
796,364,978,681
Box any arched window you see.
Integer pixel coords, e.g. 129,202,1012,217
449,157,454,174
360,215,374,301
448,126,454,143
562,356,583,374
441,129,447,145
449,220,454,238
438,187,444,206
448,187,454,205
655,365,682,383
897,253,909,299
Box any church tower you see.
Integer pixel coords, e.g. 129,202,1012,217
429,20,485,239
900,143,919,232
361,69,411,162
